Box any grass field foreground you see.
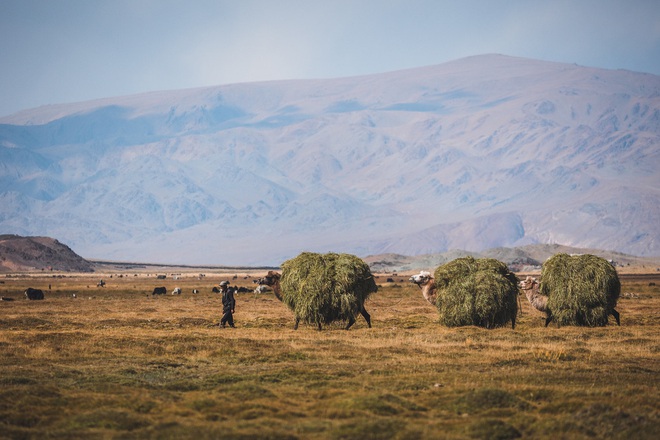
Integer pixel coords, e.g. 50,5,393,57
0,272,658,439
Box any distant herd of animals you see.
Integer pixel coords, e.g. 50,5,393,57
8,251,624,330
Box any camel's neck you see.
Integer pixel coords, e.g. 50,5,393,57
272,280,283,301
522,285,541,299
420,281,437,305
521,285,547,312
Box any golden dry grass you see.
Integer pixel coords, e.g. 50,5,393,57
0,271,658,439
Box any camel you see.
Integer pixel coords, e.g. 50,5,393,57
519,276,552,326
520,275,621,327
409,271,437,305
258,270,373,330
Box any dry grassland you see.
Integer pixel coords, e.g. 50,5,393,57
0,271,658,439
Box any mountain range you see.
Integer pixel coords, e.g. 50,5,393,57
1,54,658,266
2,234,657,275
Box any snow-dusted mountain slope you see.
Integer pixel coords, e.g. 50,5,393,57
1,54,658,265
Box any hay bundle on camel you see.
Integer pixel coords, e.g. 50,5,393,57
433,257,519,329
541,253,620,327
259,252,377,330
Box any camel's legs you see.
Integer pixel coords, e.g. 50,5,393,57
611,309,621,326
360,308,372,328
294,317,300,330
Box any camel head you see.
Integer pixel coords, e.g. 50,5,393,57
410,270,437,306
409,271,433,287
258,271,282,300
258,271,281,287
519,276,538,291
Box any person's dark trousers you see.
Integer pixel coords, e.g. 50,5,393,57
221,311,234,327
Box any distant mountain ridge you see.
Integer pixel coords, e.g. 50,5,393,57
364,243,660,273
1,54,658,265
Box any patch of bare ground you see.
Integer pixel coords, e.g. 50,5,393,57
0,271,658,439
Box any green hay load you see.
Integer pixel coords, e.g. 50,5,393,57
433,257,519,329
279,252,378,329
541,253,620,327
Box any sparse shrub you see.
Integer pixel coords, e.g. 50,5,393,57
329,418,402,440
466,418,521,440
453,388,531,415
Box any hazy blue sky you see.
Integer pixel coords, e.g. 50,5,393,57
1,0,658,117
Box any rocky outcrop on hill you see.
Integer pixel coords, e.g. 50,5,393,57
0,235,94,272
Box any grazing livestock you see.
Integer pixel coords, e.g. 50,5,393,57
152,286,167,295
192,289,199,294
171,287,182,295
254,284,270,294
212,286,220,293
25,288,45,300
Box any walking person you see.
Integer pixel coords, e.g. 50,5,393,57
219,281,236,328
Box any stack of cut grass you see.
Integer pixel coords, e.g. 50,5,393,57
433,257,518,328
541,253,620,326
279,252,377,327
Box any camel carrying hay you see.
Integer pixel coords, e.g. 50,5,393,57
432,257,519,329
541,253,620,327
265,252,377,330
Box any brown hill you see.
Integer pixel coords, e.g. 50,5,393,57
0,235,94,273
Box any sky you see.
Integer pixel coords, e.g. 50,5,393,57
1,0,659,118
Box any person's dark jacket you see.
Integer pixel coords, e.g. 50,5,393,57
222,288,235,313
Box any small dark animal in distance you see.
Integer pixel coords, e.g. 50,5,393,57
152,286,167,295
25,288,45,300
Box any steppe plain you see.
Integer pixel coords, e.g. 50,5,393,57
1,264,658,439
